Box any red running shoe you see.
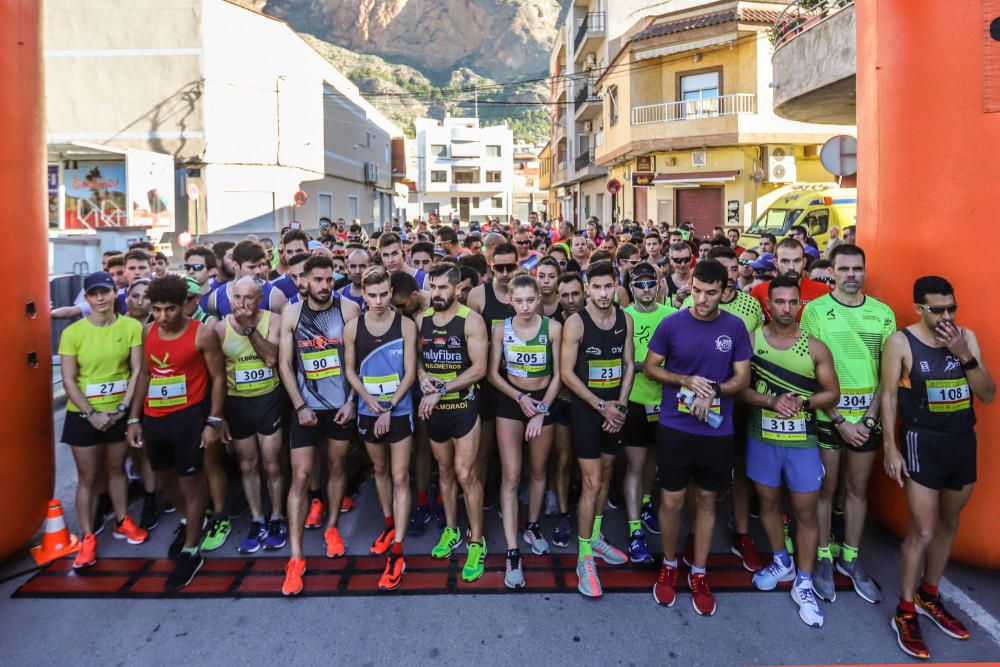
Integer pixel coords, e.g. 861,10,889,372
304,499,325,529
324,526,345,558
916,591,970,640
370,528,395,555
73,533,97,570
378,553,405,590
730,533,763,573
688,571,717,616
112,516,149,545
340,496,355,513
652,562,679,607
891,610,930,659
282,557,306,596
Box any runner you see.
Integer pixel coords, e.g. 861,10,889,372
271,229,309,298
379,232,427,288
278,255,361,596
801,244,895,604
183,245,216,306
207,240,287,317
560,260,634,598
344,266,418,590
337,249,370,310
126,274,227,591
60,272,148,569
213,277,286,555
643,259,752,616
536,257,562,318
623,262,675,565
663,242,694,308
488,275,562,588
742,276,840,627
416,264,489,582
750,238,831,322
882,276,996,659
125,280,151,323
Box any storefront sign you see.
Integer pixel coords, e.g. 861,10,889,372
632,172,655,187
636,156,655,172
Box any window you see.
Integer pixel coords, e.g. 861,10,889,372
431,170,447,183
431,144,447,157
485,145,501,158
584,194,591,219
679,71,720,101
348,196,359,221
491,196,503,209
607,85,619,126
803,209,830,236
486,171,502,183
452,167,480,184
473,197,480,208
318,193,333,219
451,197,458,208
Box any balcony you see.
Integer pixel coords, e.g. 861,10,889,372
574,79,601,120
631,93,756,125
575,148,593,172
574,12,605,57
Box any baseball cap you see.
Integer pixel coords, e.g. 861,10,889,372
84,271,116,293
630,262,658,281
804,246,820,259
307,240,323,250
750,252,776,271
184,276,202,296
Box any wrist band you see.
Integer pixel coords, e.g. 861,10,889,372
127,417,140,425
294,404,308,414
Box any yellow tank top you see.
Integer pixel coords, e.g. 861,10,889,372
222,311,279,397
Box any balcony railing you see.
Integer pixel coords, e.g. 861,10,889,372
574,79,597,108
631,93,756,125
575,149,594,172
574,12,606,53
770,0,854,50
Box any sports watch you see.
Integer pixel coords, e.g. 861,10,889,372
861,416,878,431
243,326,256,337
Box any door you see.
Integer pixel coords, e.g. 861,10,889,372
634,187,648,224
459,197,470,221
675,187,723,238
657,199,672,226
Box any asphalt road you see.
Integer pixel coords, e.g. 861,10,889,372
1,410,998,666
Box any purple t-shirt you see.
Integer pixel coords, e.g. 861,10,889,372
647,308,752,436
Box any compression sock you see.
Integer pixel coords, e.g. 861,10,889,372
593,514,603,538
628,519,642,534
578,536,593,558
642,494,652,506
841,543,859,563
817,544,833,561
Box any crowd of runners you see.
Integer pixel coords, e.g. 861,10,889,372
54,214,994,660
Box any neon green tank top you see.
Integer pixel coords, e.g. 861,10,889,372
222,311,280,397
625,303,676,407
748,329,820,448
502,316,553,378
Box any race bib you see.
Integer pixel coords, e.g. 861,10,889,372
301,348,341,380
837,388,873,418
677,386,721,415
761,409,807,442
588,359,622,388
85,376,127,409
926,378,971,413
429,371,460,401
234,360,274,392
364,373,400,398
506,344,547,377
148,374,187,408
644,403,661,423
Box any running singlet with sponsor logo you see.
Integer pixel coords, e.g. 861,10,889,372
213,280,277,317
572,307,627,403
897,329,976,433
502,316,553,379
801,293,895,424
355,311,412,417
481,282,515,341
58,315,142,412
748,329,820,448
682,290,761,334
625,303,675,411
222,311,279,397
144,320,208,417
294,297,349,411
420,306,476,410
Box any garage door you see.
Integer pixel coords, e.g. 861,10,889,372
675,187,723,239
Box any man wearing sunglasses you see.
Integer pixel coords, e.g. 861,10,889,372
880,276,995,660
664,242,694,308
184,245,216,306
801,244,896,605
513,227,540,274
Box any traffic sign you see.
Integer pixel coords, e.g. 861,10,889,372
820,135,858,176
293,190,308,207
186,183,199,200
177,232,193,248
607,178,622,194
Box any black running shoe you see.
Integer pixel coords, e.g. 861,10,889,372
165,552,204,592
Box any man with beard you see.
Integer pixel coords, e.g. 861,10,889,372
750,238,831,322
416,264,489,581
277,255,360,596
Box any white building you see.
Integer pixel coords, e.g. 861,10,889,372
512,142,543,221
44,0,403,239
415,116,514,223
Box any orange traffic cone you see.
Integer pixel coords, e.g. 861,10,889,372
30,499,80,565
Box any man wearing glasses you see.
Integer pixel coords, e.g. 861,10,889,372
184,245,217,307
881,276,995,660
663,242,694,308
513,227,540,273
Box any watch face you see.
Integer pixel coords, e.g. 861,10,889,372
537,402,549,414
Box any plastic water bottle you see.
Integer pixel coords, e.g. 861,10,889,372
677,388,724,429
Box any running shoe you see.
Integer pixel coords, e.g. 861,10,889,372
791,579,824,627
504,551,526,589
282,557,306,596
543,490,558,517
168,523,186,559
408,505,431,538
461,540,487,582
262,518,287,551
378,553,405,591
688,571,717,616
836,557,881,604
592,534,628,566
304,499,325,529
340,496,355,513
782,513,795,555
576,555,602,598
752,557,796,591
812,557,836,602
730,534,763,573
682,533,695,568
200,517,231,552
641,502,660,535
163,501,176,514
916,590,970,639
140,494,159,532
629,529,654,565
370,527,395,556
652,562,679,606
324,526,345,558
522,524,550,555
73,533,97,570
430,526,462,559
238,521,267,554
891,610,930,659
165,551,204,592
552,515,573,548
112,516,149,545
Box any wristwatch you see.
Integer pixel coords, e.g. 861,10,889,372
80,408,96,420
961,357,980,371
597,399,607,411
615,402,628,414
205,416,223,430
438,382,449,396
243,325,256,337
710,381,722,398
116,403,128,414
831,415,846,426
536,402,549,414
861,416,878,431
378,400,394,412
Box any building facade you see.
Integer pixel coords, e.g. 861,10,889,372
44,0,403,239
414,116,514,223
512,142,543,221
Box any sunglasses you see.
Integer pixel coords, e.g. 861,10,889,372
670,256,692,264
631,280,657,290
921,304,958,315
813,277,834,285
515,240,532,245
184,263,205,272
738,259,754,266
556,259,567,267
493,263,518,274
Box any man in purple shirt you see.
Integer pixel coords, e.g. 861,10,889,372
642,259,752,617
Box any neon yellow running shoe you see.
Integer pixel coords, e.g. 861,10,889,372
461,539,487,582
431,526,462,559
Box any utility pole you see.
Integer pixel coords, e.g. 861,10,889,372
474,85,478,119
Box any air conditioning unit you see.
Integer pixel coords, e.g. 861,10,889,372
692,150,707,168
364,162,379,183
762,145,797,183
583,121,593,133
585,53,597,68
